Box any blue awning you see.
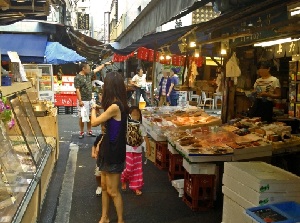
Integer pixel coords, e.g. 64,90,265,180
45,42,86,65
0,34,47,63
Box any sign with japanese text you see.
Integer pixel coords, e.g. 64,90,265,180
54,94,77,107
229,8,288,48
77,13,89,30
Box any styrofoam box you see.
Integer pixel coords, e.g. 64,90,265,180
183,159,216,175
222,195,257,223
168,142,178,154
222,186,255,209
224,162,300,192
149,130,167,142
233,143,272,155
223,174,300,206
232,150,272,161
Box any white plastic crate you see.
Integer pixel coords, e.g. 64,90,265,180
171,179,184,197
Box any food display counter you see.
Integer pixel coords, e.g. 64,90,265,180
142,106,300,211
0,83,58,223
143,106,300,162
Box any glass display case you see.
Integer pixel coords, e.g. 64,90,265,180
23,64,54,102
0,91,52,222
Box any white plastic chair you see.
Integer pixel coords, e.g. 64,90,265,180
189,91,201,104
214,93,223,109
199,91,214,109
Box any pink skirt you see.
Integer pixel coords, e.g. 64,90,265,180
121,152,144,190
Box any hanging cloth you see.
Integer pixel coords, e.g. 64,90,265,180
225,52,241,78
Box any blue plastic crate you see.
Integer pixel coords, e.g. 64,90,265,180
1,76,12,86
246,201,300,223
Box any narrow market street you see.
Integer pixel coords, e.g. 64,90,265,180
39,114,223,223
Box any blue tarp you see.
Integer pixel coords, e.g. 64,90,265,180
0,34,47,63
45,42,86,65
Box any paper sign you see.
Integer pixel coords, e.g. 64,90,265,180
7,51,21,62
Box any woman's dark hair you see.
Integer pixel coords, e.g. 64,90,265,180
129,106,142,123
136,66,143,73
102,71,129,113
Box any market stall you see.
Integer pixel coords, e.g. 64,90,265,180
141,105,300,211
0,82,58,223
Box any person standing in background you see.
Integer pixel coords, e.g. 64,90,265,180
74,62,109,139
158,69,171,106
91,71,129,223
167,67,180,106
251,60,281,122
130,67,150,107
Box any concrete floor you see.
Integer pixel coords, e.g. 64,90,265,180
39,114,223,223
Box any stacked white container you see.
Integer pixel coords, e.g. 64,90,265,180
222,162,300,223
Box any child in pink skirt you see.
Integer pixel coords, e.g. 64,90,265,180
121,106,150,195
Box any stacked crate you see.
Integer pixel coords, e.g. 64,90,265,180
182,171,215,211
168,154,185,180
155,141,169,170
57,106,78,114
182,159,217,211
222,162,300,223
168,142,184,180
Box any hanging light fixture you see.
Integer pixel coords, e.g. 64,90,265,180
254,37,300,47
194,49,200,57
165,46,172,60
178,38,187,53
221,41,228,55
159,49,165,60
194,45,201,57
159,53,165,60
188,32,197,48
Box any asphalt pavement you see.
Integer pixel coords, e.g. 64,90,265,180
39,114,223,223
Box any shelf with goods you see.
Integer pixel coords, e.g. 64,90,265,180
23,64,54,102
288,59,300,118
0,88,58,223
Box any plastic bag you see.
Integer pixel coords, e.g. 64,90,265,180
81,106,90,122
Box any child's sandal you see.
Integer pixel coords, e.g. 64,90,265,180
135,190,142,196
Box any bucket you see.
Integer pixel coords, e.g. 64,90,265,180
139,101,146,109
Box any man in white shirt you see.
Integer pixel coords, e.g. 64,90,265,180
130,67,150,106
